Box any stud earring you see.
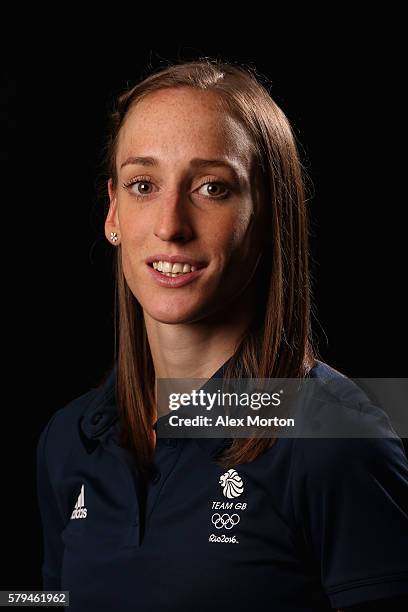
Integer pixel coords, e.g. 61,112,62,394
110,231,119,243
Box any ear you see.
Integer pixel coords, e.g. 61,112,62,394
105,179,120,243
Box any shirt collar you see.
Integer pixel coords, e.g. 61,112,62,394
81,365,119,440
153,359,233,458
81,358,322,456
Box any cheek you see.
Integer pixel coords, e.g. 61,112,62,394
213,205,253,254
118,206,149,248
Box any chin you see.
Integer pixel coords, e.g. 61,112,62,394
144,301,208,325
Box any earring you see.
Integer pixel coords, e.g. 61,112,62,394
110,231,119,243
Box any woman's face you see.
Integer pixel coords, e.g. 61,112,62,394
106,87,264,324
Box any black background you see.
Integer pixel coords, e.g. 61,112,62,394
2,27,406,593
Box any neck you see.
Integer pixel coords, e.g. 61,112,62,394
144,283,256,381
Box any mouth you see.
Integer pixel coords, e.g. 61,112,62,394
149,261,200,277
145,256,208,288
145,255,207,277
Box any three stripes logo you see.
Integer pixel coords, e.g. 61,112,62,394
70,484,88,519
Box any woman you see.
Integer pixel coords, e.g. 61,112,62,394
37,59,408,611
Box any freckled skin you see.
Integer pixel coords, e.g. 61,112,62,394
105,87,264,325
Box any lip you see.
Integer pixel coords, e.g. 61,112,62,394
146,263,206,288
145,254,207,269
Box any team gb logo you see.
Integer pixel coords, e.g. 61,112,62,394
219,469,244,499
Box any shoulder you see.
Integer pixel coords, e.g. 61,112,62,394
37,388,98,477
291,359,408,489
37,366,117,481
301,359,399,438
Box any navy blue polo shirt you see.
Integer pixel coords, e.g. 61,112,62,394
37,359,408,611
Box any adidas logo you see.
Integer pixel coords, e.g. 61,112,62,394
70,484,88,519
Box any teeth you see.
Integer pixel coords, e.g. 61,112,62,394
151,260,199,276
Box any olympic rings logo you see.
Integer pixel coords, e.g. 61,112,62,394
211,513,240,530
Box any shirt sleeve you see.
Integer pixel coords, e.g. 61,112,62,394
36,414,65,590
291,433,408,609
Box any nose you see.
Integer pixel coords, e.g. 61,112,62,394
153,190,194,243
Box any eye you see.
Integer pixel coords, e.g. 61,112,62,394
196,181,230,199
126,179,154,197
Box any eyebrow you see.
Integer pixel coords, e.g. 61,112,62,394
120,156,242,178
